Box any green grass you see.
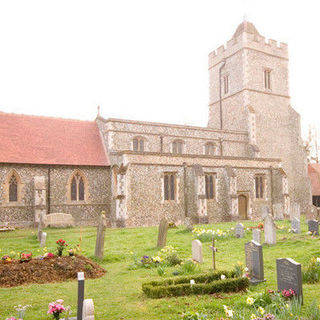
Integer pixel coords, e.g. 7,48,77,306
0,217,320,319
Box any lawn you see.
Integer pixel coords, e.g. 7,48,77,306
0,217,320,319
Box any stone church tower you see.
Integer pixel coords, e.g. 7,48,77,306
208,21,311,212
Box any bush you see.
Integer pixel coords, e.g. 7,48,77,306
142,270,248,299
302,257,320,283
179,259,199,275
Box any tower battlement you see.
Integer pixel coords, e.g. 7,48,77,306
208,22,288,69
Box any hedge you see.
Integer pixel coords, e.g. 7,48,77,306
142,271,249,299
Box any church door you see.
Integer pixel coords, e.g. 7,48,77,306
238,195,248,220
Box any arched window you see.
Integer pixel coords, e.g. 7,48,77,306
172,140,184,154
205,142,216,156
70,172,86,201
133,137,145,152
9,174,18,202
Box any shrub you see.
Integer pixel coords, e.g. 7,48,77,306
142,270,247,298
302,257,320,283
179,259,199,275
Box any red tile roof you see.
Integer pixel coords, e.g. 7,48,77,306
0,112,109,166
308,164,320,196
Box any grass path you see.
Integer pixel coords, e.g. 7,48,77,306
0,218,320,319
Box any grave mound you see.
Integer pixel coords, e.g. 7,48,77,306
0,255,106,287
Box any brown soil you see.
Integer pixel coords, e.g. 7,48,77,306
0,255,106,287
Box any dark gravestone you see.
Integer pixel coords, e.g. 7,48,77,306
157,217,168,248
245,240,265,284
77,272,85,320
276,258,303,303
308,220,319,236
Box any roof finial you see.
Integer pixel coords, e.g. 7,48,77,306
97,105,100,117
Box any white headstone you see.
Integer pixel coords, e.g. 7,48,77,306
235,223,244,238
264,214,276,245
82,299,94,320
192,239,203,263
40,232,47,247
290,202,301,221
252,229,261,244
291,217,300,234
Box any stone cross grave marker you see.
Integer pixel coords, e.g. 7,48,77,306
157,217,168,248
308,220,319,236
94,212,107,259
192,239,203,263
264,214,276,245
291,217,300,234
37,210,46,242
276,258,303,303
209,237,217,270
40,232,47,247
245,240,265,284
235,223,244,238
252,229,261,244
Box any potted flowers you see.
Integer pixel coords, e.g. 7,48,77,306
56,239,68,256
19,251,32,263
1,255,12,263
48,300,66,320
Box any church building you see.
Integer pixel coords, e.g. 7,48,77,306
0,21,311,227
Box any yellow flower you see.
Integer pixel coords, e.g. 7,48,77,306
250,314,257,320
258,306,265,315
246,297,254,305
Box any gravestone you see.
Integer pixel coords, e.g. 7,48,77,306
290,202,301,221
235,223,244,238
210,237,217,270
291,217,300,234
82,299,94,320
245,240,265,284
308,220,319,236
261,206,270,220
192,239,203,263
185,217,193,231
94,212,107,259
252,229,261,244
273,203,284,220
264,214,276,245
157,217,168,248
37,211,46,241
276,258,303,303
77,272,85,320
40,232,47,247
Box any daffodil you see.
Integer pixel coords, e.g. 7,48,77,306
246,297,254,305
258,306,265,315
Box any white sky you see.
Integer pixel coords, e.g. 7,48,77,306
0,0,319,139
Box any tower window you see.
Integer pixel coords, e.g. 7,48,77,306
172,140,184,154
133,137,145,152
164,173,176,201
204,142,216,155
264,70,271,90
223,75,229,94
205,173,215,199
255,175,264,199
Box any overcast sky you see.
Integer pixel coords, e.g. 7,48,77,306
0,0,318,139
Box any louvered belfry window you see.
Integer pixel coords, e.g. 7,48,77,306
71,173,85,201
9,175,18,202
255,175,264,199
133,137,144,152
205,174,215,199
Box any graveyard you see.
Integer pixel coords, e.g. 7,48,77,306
1,217,320,319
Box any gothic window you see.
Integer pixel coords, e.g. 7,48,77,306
223,75,229,94
133,137,144,152
205,142,216,155
9,175,18,202
164,173,176,201
255,175,264,199
172,140,184,154
70,172,86,201
264,69,271,90
205,173,215,200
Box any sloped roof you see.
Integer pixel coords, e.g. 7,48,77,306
308,164,320,196
233,21,260,38
0,112,109,166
